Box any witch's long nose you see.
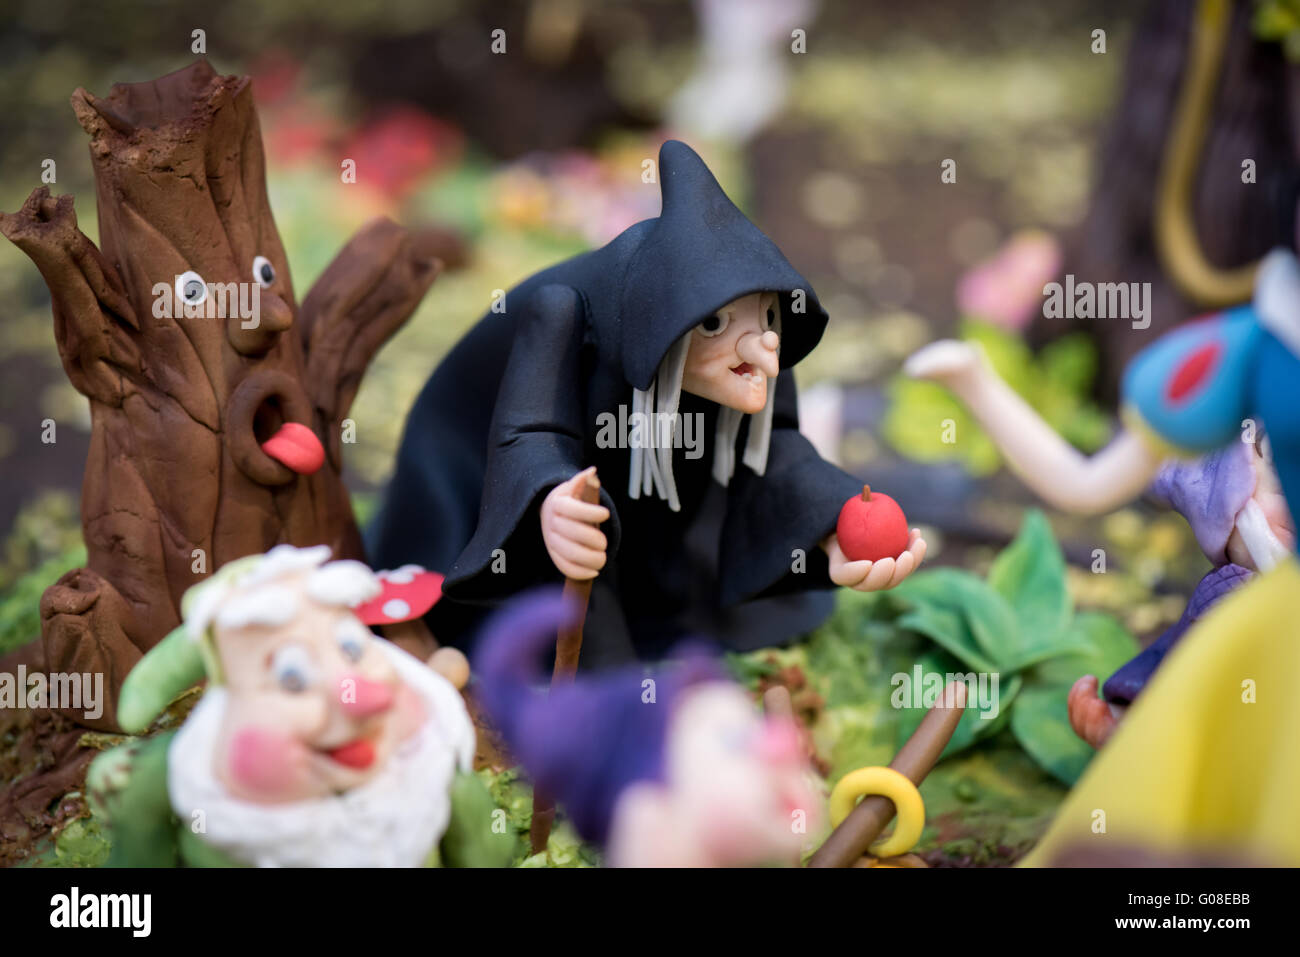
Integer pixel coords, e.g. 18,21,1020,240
737,330,780,378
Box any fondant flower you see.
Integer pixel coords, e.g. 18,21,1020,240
956,230,1063,331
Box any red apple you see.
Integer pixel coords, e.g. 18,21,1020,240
836,485,910,563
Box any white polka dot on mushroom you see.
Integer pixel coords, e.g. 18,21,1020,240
382,599,411,620
386,566,420,584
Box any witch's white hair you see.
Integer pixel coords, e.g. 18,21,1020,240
629,316,779,511
185,544,382,641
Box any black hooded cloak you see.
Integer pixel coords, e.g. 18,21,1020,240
369,141,865,664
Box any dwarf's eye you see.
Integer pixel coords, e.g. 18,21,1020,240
698,312,730,338
176,270,208,306
271,645,315,693
252,255,276,289
336,619,370,663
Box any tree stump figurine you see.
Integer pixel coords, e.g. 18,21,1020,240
0,61,444,730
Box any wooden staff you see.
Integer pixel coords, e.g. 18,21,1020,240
529,468,603,855
808,681,967,868
763,685,794,719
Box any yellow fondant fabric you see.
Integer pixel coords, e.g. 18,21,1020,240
1024,558,1300,866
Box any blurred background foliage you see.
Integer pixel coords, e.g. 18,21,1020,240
0,0,1136,512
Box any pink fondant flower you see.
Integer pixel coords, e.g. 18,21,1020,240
957,230,1063,330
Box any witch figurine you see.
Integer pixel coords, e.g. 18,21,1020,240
472,589,820,867
370,140,925,663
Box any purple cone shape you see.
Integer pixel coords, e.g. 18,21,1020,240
472,587,727,845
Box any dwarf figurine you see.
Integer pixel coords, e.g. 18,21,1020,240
473,590,820,867
88,545,514,867
371,140,925,664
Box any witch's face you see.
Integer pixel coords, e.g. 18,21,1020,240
682,292,781,414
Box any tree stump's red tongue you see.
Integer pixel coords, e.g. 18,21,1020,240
260,422,325,475
327,738,375,769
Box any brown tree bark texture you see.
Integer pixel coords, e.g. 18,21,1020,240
0,61,443,729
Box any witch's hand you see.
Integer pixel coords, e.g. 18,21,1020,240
823,528,926,592
540,467,610,581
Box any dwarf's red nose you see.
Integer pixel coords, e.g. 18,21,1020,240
339,675,393,717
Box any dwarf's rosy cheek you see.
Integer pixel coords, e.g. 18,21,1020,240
393,684,426,734
228,727,304,797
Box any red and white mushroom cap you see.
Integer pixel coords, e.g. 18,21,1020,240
353,564,444,625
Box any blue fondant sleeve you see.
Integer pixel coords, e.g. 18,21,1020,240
1121,307,1263,454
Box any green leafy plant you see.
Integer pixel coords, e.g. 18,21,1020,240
887,509,1137,784
882,320,1112,476
479,767,600,868
0,546,85,656
723,511,1132,860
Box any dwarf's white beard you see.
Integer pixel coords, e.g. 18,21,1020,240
167,642,475,868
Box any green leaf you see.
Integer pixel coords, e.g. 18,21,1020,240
1009,684,1094,785
892,648,1021,760
1032,611,1140,688
986,510,1074,668
892,574,1002,672
895,567,1020,671
895,604,994,674
1011,611,1139,785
